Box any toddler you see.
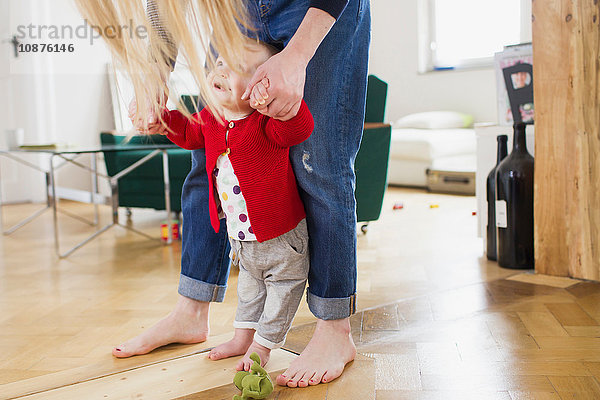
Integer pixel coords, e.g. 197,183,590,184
162,40,313,371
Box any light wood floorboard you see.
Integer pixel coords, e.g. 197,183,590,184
1,187,599,399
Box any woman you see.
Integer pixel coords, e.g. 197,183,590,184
74,0,370,387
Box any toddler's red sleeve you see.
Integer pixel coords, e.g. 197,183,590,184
264,100,314,148
164,109,205,150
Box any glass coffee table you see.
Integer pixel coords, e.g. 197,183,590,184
0,144,179,257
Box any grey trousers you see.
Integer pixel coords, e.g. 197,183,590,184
229,219,309,349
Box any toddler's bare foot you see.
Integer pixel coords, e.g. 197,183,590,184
208,328,255,361
276,318,355,387
112,296,209,358
236,340,271,371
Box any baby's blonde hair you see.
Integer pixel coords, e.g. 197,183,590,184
73,0,255,128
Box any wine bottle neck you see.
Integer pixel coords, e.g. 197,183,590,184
497,138,508,164
513,126,528,152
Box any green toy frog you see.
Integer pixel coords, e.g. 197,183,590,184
232,352,274,400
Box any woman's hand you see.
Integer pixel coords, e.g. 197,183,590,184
128,97,167,135
241,8,335,121
241,48,309,121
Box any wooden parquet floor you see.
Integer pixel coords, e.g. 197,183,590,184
1,187,598,399
192,275,600,400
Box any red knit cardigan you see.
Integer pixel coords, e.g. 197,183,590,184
164,100,314,242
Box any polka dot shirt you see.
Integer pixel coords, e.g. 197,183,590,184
213,153,256,241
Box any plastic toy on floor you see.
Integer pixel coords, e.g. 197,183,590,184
232,352,274,400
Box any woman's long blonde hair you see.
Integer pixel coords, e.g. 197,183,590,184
73,0,253,129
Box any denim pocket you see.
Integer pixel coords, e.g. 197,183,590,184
357,0,365,21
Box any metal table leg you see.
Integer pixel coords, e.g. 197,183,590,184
5,148,176,258
49,154,60,256
91,153,99,225
162,149,173,244
0,153,51,234
50,153,115,258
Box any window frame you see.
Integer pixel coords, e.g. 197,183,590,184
418,0,532,73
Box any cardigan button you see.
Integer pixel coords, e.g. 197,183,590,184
228,121,235,129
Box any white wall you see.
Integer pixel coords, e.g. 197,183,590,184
368,0,499,124
6,0,520,202
51,0,507,140
4,0,200,203
4,0,115,201
47,0,505,148
41,0,115,147
43,0,115,193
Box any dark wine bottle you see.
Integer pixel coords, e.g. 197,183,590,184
486,134,508,261
495,122,534,269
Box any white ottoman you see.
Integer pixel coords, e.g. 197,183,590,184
387,128,476,187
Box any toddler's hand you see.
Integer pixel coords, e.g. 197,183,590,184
249,78,270,112
128,97,167,135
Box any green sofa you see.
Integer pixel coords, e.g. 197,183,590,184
100,132,192,215
354,75,391,232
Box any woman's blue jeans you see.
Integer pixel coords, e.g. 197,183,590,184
178,0,371,320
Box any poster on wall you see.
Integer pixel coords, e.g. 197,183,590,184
494,43,534,126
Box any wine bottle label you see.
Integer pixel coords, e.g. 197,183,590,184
496,200,507,228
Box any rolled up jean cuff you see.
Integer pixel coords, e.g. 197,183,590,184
306,289,356,320
178,274,227,302
233,320,259,330
254,333,286,350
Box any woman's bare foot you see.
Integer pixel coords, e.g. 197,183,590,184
236,340,271,371
208,328,255,361
112,296,210,358
276,318,356,388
